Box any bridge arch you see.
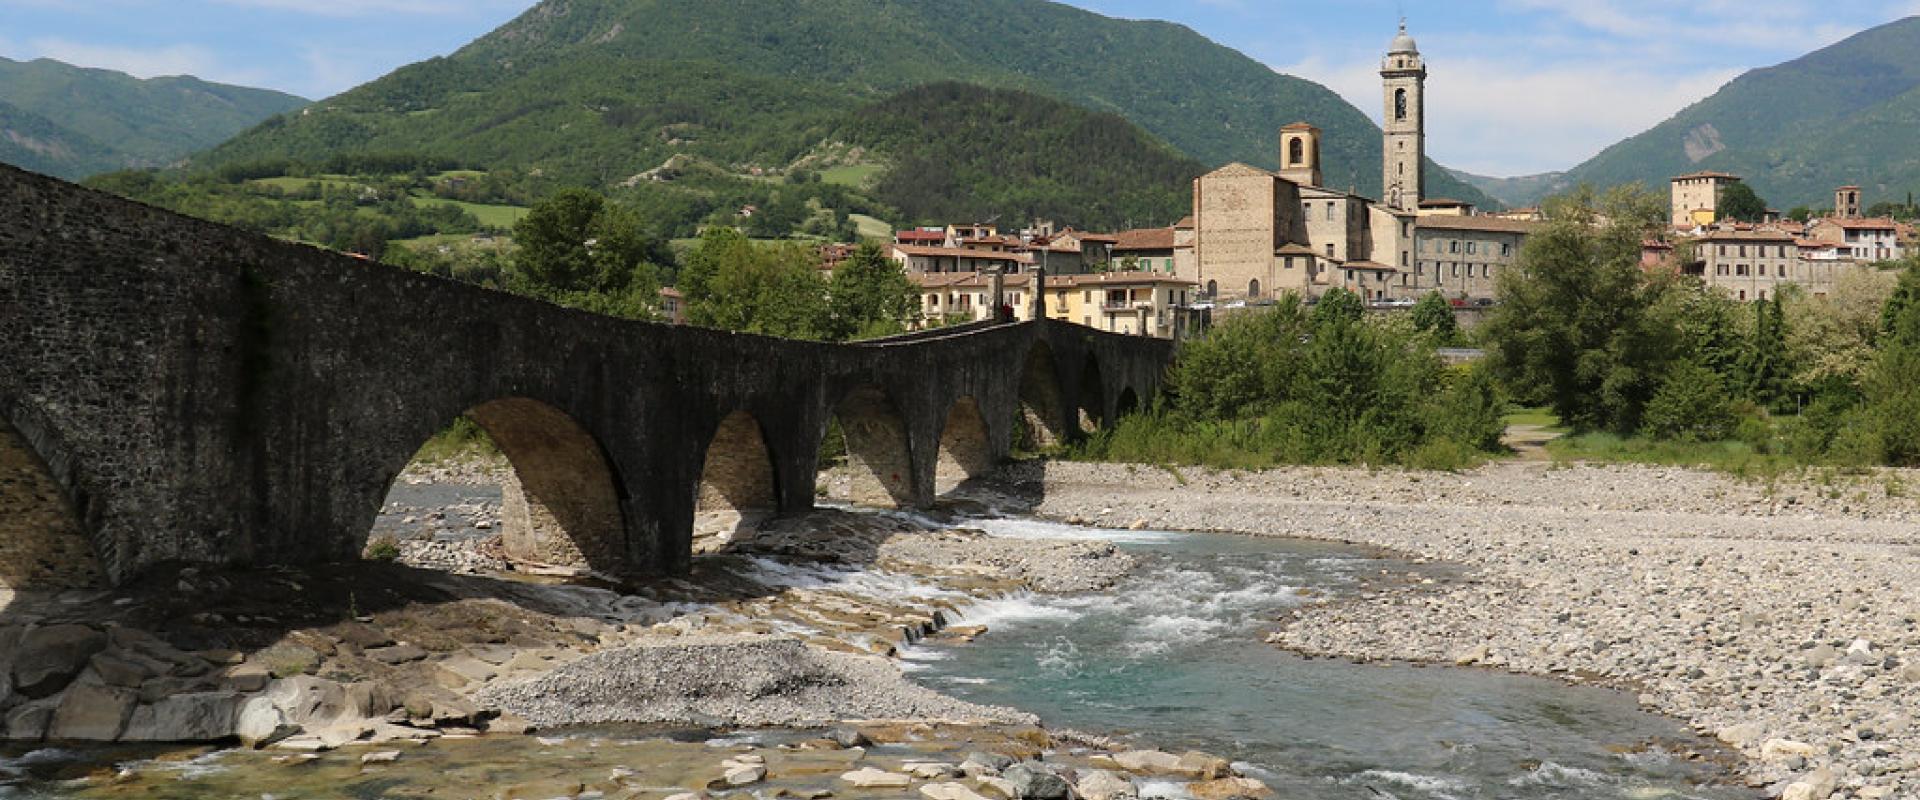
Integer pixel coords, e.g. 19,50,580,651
1018,341,1068,448
0,407,103,589
1079,353,1107,432
1115,386,1141,420
692,409,778,554
829,385,916,508
934,397,995,496
377,397,627,575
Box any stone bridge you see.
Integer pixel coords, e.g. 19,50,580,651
0,165,1175,588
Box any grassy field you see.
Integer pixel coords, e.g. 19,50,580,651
850,213,893,241
249,175,361,193
390,232,487,249
1502,406,1569,432
819,163,884,188
415,198,530,228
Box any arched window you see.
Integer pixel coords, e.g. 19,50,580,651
1288,137,1304,166
1249,279,1261,298
1394,88,1408,120
1206,280,1218,298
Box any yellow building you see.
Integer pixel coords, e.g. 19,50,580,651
1670,171,1742,227
910,271,1198,339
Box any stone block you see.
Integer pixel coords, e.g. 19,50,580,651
121,691,243,742
12,624,107,698
48,684,136,741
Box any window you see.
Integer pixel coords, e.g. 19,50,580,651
1736,265,1749,276
1401,251,1409,267
1718,245,1727,257
1758,265,1767,276
1289,137,1305,166
1326,203,1335,221
1249,279,1261,298
1395,88,1408,120
1466,241,1477,255
1449,240,1460,254
1450,263,1459,278
1501,243,1512,257
1325,243,1335,258
1206,280,1217,297
1467,265,1476,278
1402,222,1412,237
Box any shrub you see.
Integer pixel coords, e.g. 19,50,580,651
364,535,402,562
1642,361,1735,442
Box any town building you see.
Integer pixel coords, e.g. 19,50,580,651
1381,21,1427,211
1691,229,1801,301
910,271,1197,339
1806,216,1904,262
1670,171,1742,227
889,244,1033,274
1112,227,1178,273
1411,215,1539,299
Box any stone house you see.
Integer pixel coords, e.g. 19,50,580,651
1411,215,1538,300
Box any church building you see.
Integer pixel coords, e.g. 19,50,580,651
1185,22,1431,304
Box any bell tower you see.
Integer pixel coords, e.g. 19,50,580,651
1381,19,1426,210
1278,122,1322,188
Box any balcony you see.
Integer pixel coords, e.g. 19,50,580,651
1102,301,1150,314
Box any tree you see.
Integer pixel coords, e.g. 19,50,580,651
1738,293,1790,409
1410,291,1459,342
1717,182,1769,223
1312,287,1364,327
678,227,829,339
1642,360,1736,442
1784,267,1897,395
1786,206,1815,223
826,243,920,340
1484,185,1673,433
511,188,665,305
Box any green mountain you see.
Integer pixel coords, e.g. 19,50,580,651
1542,16,1920,210
844,83,1203,229
1448,169,1569,210
0,57,309,179
196,0,1493,211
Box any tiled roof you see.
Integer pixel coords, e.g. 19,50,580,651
1696,229,1796,242
1671,170,1742,181
1113,227,1176,251
893,245,1034,263
1174,215,1196,229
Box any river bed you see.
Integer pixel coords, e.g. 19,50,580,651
906,517,1751,800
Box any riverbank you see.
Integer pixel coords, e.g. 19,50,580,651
1014,459,1920,800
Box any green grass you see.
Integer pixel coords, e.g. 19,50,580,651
1546,433,1796,478
391,232,490,249
414,198,530,228
249,176,359,192
1502,406,1569,432
851,213,892,241
819,163,884,188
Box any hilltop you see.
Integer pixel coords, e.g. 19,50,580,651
1504,16,1920,209
194,0,1493,210
0,56,308,179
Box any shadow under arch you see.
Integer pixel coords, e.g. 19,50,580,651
377,397,628,576
934,397,995,496
1017,341,1068,448
1079,353,1106,432
0,410,103,590
829,385,916,509
1115,386,1141,420
692,409,778,554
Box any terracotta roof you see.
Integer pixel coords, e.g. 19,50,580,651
1341,260,1398,272
1826,217,1900,230
1418,198,1472,208
1797,239,1836,248
1050,272,1197,288
896,230,945,243
1058,229,1120,243
1112,227,1176,252
1174,216,1196,229
1275,242,1318,256
1415,216,1542,234
1280,121,1319,131
893,245,1034,263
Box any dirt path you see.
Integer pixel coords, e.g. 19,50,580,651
1500,422,1561,460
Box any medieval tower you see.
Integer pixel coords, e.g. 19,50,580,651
1381,20,1426,210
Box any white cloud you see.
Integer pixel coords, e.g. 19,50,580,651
26,37,219,78
209,0,527,16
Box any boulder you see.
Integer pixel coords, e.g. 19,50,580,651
265,676,351,728
236,696,296,747
3,698,57,740
1111,750,1183,775
963,751,1017,774
1003,764,1071,800
906,762,963,779
975,776,1020,800
121,691,243,742
12,625,107,698
90,652,159,688
364,644,428,665
721,764,768,786
827,727,872,749
343,681,398,720
220,663,272,692
1188,777,1271,800
922,782,993,800
1076,769,1138,800
331,622,395,650
839,768,912,789
48,684,137,741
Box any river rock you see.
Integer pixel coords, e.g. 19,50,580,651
4,698,56,740
1002,764,1071,800
0,626,20,699
839,768,911,789
120,691,243,741
1717,722,1765,747
49,684,137,740
361,750,402,764
828,727,872,748
922,782,993,800
1188,777,1271,800
976,776,1021,799
265,676,351,728
221,663,272,692
365,644,429,665
1780,768,1837,800
1075,769,1138,800
12,625,107,698
1175,751,1233,780
89,652,157,688
721,764,768,786
1762,739,1824,761
1111,750,1183,775
964,751,1017,774
906,761,962,779
236,696,296,747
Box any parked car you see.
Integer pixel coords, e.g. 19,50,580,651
1474,298,1497,307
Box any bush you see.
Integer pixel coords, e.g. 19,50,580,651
364,535,402,562
1641,361,1735,442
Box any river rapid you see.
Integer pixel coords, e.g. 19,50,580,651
905,517,1751,800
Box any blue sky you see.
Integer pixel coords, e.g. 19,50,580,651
3,0,1916,176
